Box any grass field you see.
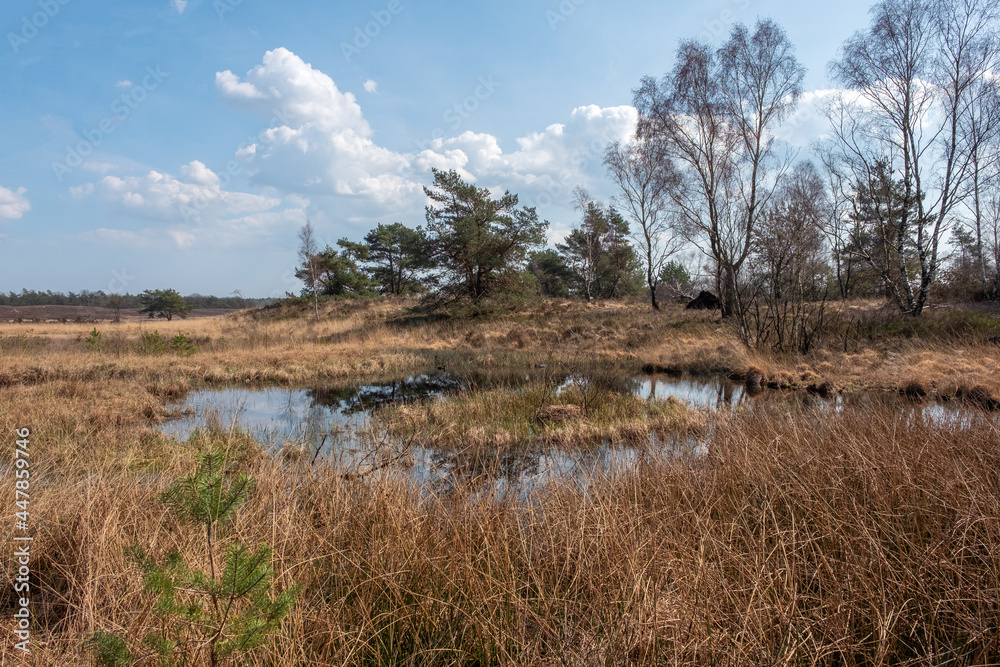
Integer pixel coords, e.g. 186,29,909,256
2,298,999,664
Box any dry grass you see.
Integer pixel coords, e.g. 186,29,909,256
380,377,702,451
2,297,999,396
2,297,1000,664
5,403,999,664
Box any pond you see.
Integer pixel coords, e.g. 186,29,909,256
159,372,984,490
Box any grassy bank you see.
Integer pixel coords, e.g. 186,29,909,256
1,297,999,664
2,297,1000,397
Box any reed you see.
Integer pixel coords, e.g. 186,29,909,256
2,298,999,664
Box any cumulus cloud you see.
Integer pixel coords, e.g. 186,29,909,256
363,79,378,94
216,48,413,201
773,89,843,148
91,160,280,223
77,161,307,247
171,0,187,13
216,48,637,216
0,185,30,220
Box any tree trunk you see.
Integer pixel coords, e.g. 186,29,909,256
720,265,738,319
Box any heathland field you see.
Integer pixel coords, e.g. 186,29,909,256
2,298,1000,664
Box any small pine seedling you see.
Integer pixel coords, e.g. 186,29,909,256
87,451,299,666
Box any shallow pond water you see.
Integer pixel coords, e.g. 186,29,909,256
159,372,986,490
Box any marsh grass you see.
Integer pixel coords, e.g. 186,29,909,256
2,297,1000,396
5,401,999,665
379,375,700,451
3,297,1000,664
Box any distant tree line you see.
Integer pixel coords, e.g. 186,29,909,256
0,290,270,310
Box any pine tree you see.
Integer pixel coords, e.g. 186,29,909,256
87,452,298,666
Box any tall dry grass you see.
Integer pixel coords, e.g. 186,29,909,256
4,403,999,665
3,297,1000,664
3,298,1000,396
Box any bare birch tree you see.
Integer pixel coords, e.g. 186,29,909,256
826,0,1000,314
297,220,321,321
634,18,804,326
604,138,682,310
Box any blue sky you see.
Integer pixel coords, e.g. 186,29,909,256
0,0,873,297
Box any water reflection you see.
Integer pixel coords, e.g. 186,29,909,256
160,372,990,492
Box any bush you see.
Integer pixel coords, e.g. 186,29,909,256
87,451,298,666
170,334,198,356
137,331,169,355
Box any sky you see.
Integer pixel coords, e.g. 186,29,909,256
0,0,875,298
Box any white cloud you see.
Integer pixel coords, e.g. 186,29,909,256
215,70,268,102
216,48,637,218
773,89,844,148
171,0,187,14
168,229,195,247
363,79,378,94
69,183,95,199
0,185,30,220
79,228,156,247
115,80,133,88
76,160,308,248
93,160,279,223
82,161,119,174
216,48,413,201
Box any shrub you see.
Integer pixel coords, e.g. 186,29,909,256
137,331,169,355
170,334,198,356
87,451,298,666
85,327,103,352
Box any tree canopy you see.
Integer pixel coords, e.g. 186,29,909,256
138,289,191,321
423,168,548,303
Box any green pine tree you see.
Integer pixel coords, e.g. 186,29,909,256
87,452,298,666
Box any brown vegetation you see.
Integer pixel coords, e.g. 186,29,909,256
2,297,1000,664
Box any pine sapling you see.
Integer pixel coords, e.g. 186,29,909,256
87,451,299,666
